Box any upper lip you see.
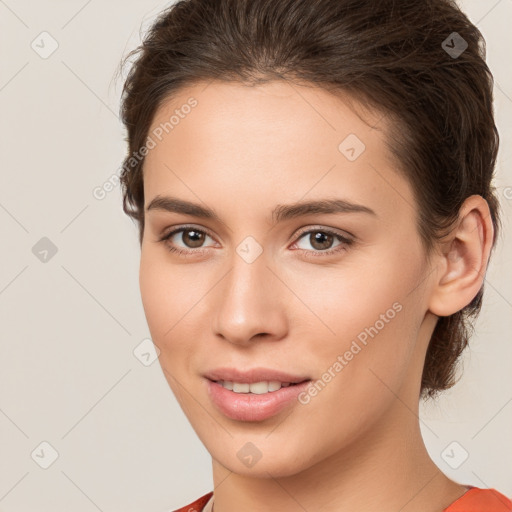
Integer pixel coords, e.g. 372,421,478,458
204,367,311,384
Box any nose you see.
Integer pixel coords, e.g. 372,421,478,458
212,248,288,346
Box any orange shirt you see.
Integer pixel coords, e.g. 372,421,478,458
445,487,512,512
172,487,512,512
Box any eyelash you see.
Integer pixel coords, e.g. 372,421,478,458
158,224,354,259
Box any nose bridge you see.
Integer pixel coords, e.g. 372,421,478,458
212,243,286,344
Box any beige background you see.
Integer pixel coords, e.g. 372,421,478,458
0,0,511,510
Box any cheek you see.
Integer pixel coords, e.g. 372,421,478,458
288,246,426,396
139,251,191,387
139,255,194,406
139,253,170,339
285,272,423,461
139,248,214,388
139,247,199,339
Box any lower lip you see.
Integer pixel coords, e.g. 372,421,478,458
206,379,312,422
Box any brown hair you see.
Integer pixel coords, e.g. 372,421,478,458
118,0,501,399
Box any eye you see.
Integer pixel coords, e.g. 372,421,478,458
158,225,216,256
158,225,354,258
291,227,354,257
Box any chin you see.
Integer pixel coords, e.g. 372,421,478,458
207,435,319,479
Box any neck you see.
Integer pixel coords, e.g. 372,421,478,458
210,396,467,512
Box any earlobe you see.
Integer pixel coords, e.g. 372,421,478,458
428,195,494,317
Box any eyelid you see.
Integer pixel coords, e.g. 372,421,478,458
159,224,217,242
292,224,355,242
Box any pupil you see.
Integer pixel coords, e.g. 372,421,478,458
312,231,332,250
184,230,204,248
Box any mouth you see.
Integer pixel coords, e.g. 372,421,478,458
205,378,313,421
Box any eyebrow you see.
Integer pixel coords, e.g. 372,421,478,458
146,195,376,224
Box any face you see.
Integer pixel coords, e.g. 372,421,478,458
139,80,437,478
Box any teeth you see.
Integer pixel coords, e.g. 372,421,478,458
232,382,250,393
219,380,293,393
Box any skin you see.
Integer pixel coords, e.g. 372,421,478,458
139,80,493,511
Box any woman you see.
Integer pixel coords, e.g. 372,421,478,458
118,0,511,510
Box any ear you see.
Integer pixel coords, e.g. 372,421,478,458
428,195,495,317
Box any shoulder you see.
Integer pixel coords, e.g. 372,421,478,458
168,488,512,512
170,491,214,512
445,487,512,512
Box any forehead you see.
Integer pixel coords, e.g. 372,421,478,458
147,79,388,152
143,80,414,222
